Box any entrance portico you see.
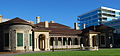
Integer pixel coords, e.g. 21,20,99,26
34,31,50,51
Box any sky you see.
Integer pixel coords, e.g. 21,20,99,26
0,0,120,28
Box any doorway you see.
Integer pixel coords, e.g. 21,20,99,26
38,34,45,50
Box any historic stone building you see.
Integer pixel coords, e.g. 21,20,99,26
81,25,114,49
0,17,115,52
0,17,83,52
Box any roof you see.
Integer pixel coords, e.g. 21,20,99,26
34,22,82,35
49,28,82,34
0,17,33,26
81,24,115,33
35,22,71,29
34,27,82,35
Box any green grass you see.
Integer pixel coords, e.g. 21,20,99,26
16,49,120,56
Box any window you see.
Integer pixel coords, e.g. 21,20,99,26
92,15,98,18
115,11,119,15
101,36,105,44
17,33,23,46
29,34,32,46
5,33,9,47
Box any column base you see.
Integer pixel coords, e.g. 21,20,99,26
34,48,40,51
44,48,50,51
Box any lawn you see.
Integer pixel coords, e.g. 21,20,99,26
16,49,120,56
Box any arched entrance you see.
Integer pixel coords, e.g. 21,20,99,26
38,34,45,50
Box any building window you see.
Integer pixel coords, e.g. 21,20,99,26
101,36,105,44
29,34,32,46
5,33,9,47
17,33,23,46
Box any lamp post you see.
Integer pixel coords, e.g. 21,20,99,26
109,37,112,48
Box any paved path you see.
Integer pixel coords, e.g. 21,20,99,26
0,49,80,56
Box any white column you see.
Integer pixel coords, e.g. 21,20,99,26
47,38,50,50
66,38,68,45
42,40,44,49
53,37,55,49
69,38,72,48
89,36,92,47
45,38,48,51
71,38,74,45
66,38,68,48
34,38,39,51
61,37,63,46
37,38,39,49
61,37,63,48
70,40,72,45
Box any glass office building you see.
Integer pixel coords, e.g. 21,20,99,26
77,7,120,30
104,19,120,34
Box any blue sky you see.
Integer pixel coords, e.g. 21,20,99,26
0,0,120,28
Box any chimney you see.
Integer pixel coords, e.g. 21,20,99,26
45,21,49,28
30,21,34,24
83,24,86,29
74,22,79,30
50,21,55,23
36,16,40,23
0,15,3,23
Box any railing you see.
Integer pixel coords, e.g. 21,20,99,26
81,46,98,51
50,45,80,49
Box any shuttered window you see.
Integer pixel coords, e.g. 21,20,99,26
29,34,32,46
17,33,23,46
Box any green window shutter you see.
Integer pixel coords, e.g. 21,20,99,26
29,34,32,46
17,33,23,46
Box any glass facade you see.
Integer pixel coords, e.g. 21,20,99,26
78,10,100,29
104,19,120,33
78,7,120,30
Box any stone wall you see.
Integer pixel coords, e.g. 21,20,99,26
3,25,32,51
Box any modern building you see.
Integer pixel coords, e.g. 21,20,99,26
77,6,120,30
